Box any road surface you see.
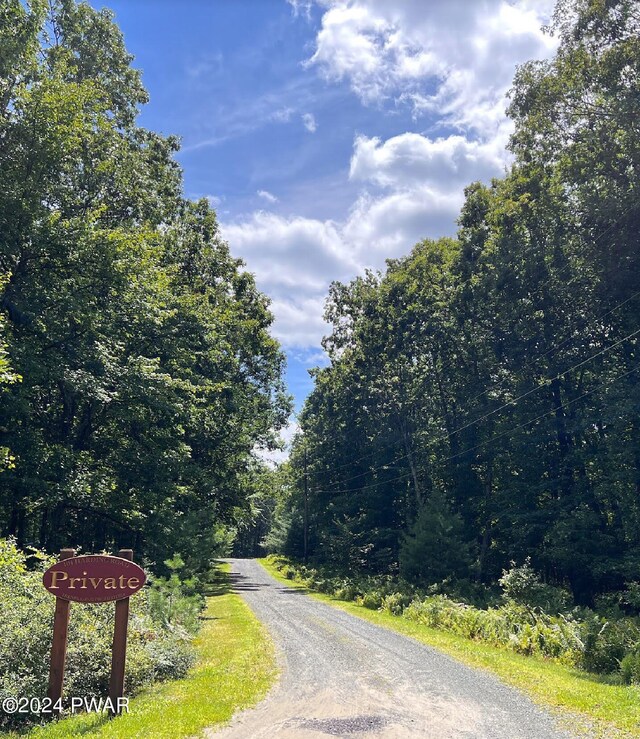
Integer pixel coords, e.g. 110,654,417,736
209,559,575,739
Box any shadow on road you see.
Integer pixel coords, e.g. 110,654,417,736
228,571,310,595
229,571,266,591
274,585,309,595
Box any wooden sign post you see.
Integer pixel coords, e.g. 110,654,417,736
47,548,76,709
109,549,133,713
43,548,146,716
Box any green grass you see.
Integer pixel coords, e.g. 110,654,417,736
260,558,640,738
15,563,277,739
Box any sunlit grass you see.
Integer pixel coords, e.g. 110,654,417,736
17,563,277,739
260,558,640,738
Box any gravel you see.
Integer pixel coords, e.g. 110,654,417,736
209,559,576,739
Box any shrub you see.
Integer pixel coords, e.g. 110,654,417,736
403,594,583,663
499,559,572,614
357,590,385,610
577,614,640,674
0,539,198,730
146,633,197,682
333,580,359,601
620,582,640,614
147,554,204,635
620,650,640,684
315,578,337,594
380,592,412,616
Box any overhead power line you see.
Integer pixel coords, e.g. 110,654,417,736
308,324,640,489
440,360,640,466
307,203,638,476
315,360,640,497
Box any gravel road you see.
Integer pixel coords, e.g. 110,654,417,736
209,559,575,739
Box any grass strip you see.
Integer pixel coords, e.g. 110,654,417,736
17,563,276,739
259,558,640,738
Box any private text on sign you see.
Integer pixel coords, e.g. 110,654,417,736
43,555,146,603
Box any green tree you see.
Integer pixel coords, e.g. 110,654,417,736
0,0,290,566
278,0,640,605
400,491,471,585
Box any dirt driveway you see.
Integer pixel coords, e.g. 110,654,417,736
208,559,574,738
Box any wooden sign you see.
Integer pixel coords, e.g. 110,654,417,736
45,549,144,716
43,555,146,602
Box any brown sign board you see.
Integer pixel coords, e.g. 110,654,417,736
45,549,142,717
43,555,146,603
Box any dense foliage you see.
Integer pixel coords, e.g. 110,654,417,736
275,0,640,607
0,0,290,567
0,538,202,729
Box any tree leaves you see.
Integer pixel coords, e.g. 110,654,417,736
0,0,290,567
283,0,640,603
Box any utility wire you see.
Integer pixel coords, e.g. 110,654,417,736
318,360,640,497
309,323,640,488
313,471,413,495
301,201,637,482
439,360,640,466
457,199,637,408
304,203,640,484
464,286,640,409
424,325,640,444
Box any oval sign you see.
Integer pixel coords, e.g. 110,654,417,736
43,555,146,603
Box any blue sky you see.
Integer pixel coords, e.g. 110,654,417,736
93,0,558,452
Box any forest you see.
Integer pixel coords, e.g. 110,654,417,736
0,0,291,572
272,0,640,609
1,0,640,620
1,0,640,731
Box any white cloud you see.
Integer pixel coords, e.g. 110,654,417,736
307,4,392,102
222,211,359,347
342,186,461,260
271,106,295,123
292,348,330,366
308,0,557,137
221,157,467,348
269,295,331,348
182,78,316,152
257,189,279,203
220,1,560,352
302,112,317,132
223,211,355,292
287,0,313,19
350,132,507,191
186,52,224,79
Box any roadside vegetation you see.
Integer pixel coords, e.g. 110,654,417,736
263,557,640,736
264,555,640,681
0,538,203,733
4,561,276,738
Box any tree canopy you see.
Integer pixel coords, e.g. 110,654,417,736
278,0,640,606
0,0,291,568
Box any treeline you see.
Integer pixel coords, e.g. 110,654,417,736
276,0,640,606
0,0,290,569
